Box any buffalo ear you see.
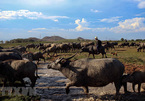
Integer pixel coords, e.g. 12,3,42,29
60,59,66,64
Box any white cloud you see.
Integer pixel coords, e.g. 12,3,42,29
133,0,145,9
91,27,110,32
75,18,90,31
100,16,122,23
91,9,101,13
74,17,145,33
32,28,47,31
41,15,68,21
136,12,145,16
28,28,49,32
138,0,145,8
110,17,145,33
74,17,145,34
0,10,69,21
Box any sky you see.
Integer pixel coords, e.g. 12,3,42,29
0,0,145,41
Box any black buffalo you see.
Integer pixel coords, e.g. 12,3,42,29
81,45,107,58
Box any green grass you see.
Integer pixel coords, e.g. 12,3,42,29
0,93,41,101
115,47,145,65
63,47,145,66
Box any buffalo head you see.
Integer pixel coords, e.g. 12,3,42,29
47,53,77,70
137,47,142,52
80,47,89,53
22,52,33,61
122,74,134,83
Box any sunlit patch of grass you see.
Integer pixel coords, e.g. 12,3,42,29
0,93,41,101
120,57,144,65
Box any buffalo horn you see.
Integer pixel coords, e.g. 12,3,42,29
65,53,77,60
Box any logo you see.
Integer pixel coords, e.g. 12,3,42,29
1,87,36,96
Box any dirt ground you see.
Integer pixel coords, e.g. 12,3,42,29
35,62,145,101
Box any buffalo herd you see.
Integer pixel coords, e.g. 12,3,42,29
0,41,145,96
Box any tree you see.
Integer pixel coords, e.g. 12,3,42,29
0,40,3,44
121,38,124,41
131,39,134,41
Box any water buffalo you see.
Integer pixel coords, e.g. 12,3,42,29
38,46,47,51
0,61,15,88
81,45,107,58
57,43,70,53
103,42,115,51
26,44,36,50
0,52,22,61
22,51,45,64
47,54,126,95
72,42,81,51
0,48,20,54
81,42,94,47
0,46,3,49
118,42,129,48
122,70,145,93
15,46,26,53
0,60,39,87
137,43,145,52
44,45,57,57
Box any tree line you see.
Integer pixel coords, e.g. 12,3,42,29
0,38,145,44
3,39,35,44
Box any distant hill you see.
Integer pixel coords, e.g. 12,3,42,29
28,37,40,41
41,36,65,41
6,36,71,43
77,37,84,40
27,36,65,41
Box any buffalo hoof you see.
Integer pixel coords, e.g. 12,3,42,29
124,91,131,95
65,88,70,94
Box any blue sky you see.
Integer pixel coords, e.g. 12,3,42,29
0,0,145,41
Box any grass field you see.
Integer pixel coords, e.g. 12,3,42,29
0,41,145,101
48,46,145,65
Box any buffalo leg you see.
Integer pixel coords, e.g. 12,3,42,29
65,82,75,94
21,79,26,87
43,57,45,62
37,59,40,64
101,53,104,58
88,53,90,58
3,78,7,87
132,83,135,92
138,83,141,93
82,86,89,94
92,54,95,58
32,78,37,88
102,52,107,58
122,82,129,93
1,79,7,91
114,80,121,95
29,76,37,88
40,57,45,62
105,53,107,58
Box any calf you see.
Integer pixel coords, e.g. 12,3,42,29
122,70,145,93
